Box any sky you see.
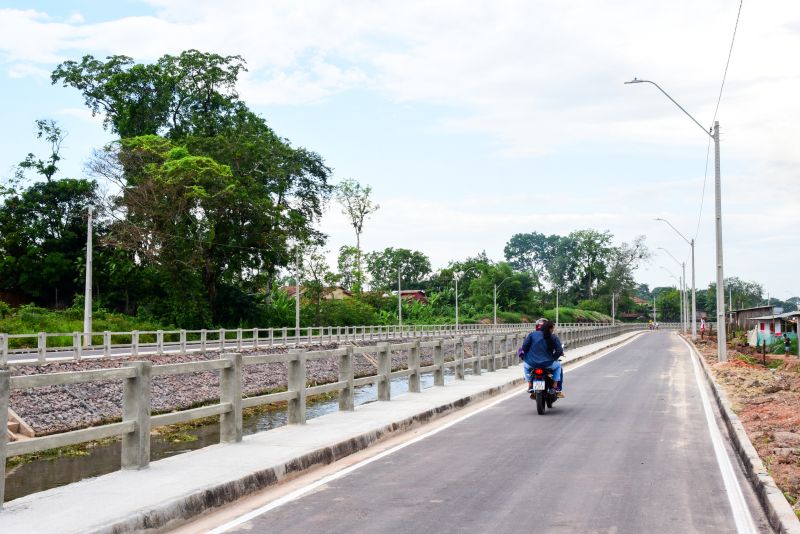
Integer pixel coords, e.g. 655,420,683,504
0,0,798,299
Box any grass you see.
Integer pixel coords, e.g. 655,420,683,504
0,304,171,349
542,307,614,324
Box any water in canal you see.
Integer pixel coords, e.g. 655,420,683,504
4,371,458,501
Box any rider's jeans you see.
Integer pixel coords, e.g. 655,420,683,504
523,361,563,389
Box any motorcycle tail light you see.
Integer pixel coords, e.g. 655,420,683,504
534,368,544,376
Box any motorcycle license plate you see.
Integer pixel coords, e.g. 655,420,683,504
532,381,545,391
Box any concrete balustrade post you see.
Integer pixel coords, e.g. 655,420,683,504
236,328,243,350
200,329,207,353
472,338,481,375
377,343,392,401
270,328,274,347
0,333,7,365
179,329,187,353
456,339,465,380
336,326,341,343
220,353,243,443
122,361,152,470
253,328,259,349
287,350,307,424
131,330,139,357
502,335,510,369
434,339,445,386
488,337,497,372
281,327,287,345
339,346,355,411
71,332,81,361
0,369,9,507
308,327,313,345
103,331,111,358
219,328,226,351
38,332,46,363
409,341,421,393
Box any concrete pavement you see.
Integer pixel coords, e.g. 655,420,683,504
199,332,772,534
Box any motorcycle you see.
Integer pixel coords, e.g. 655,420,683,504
530,366,558,415
530,344,566,415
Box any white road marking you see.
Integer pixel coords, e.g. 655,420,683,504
680,336,758,534
206,332,643,534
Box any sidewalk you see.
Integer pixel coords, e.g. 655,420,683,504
1,331,643,534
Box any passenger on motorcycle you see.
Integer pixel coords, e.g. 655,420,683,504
518,318,565,396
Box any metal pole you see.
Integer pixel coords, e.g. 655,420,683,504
83,206,93,347
713,122,727,362
691,239,697,340
295,249,300,341
556,288,560,327
682,262,687,333
455,275,459,332
493,284,497,326
398,266,402,328
611,293,615,325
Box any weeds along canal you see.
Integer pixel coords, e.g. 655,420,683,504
4,371,458,501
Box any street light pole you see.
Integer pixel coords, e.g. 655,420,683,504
659,247,688,334
656,219,697,339
455,274,460,332
493,276,512,326
295,248,301,341
630,78,726,361
660,266,682,326
398,265,402,328
83,206,93,347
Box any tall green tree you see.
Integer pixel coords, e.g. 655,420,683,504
365,248,431,291
335,179,378,293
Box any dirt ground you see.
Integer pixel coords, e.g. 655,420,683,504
690,335,800,518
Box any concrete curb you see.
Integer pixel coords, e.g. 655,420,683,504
89,331,644,533
94,380,525,534
684,335,800,534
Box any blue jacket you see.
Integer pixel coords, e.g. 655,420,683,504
520,330,564,367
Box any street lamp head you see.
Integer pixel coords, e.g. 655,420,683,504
624,78,644,84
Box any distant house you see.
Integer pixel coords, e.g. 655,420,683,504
747,310,799,346
729,305,777,330
385,290,428,304
281,286,353,300
632,296,650,306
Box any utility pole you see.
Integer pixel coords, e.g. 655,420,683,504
628,79,725,360
454,274,460,332
611,293,616,325
295,249,300,341
398,266,402,328
653,297,657,324
712,121,727,361
556,288,561,327
83,206,93,346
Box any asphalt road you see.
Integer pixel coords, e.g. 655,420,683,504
205,332,772,534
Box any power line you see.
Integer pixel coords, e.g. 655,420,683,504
694,0,743,241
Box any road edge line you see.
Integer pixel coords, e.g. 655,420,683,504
679,334,800,534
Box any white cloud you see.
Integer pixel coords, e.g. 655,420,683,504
1,1,799,296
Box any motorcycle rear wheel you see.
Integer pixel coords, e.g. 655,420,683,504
535,391,546,415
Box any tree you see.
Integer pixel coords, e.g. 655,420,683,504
337,245,359,291
504,232,557,288
302,247,337,325
57,50,333,325
0,179,97,306
365,248,432,291
569,229,613,299
335,179,378,292
51,50,247,138
15,119,66,185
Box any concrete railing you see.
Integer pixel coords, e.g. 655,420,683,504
0,322,671,366
0,322,665,506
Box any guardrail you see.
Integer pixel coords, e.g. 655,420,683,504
0,322,674,365
0,322,667,506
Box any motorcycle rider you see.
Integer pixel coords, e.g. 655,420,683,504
518,318,565,397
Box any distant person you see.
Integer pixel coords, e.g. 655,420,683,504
518,318,565,397
784,334,791,355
